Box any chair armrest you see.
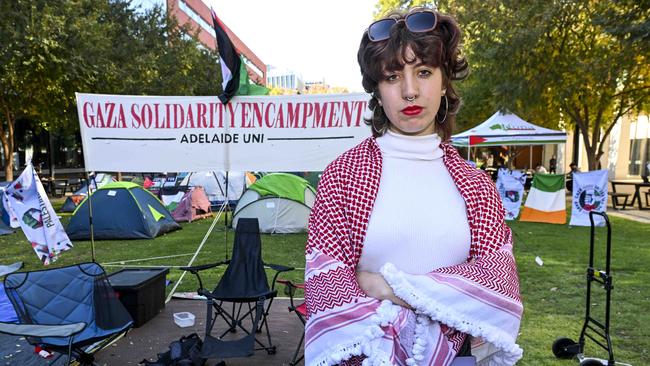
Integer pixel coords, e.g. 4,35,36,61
0,322,86,338
267,263,295,291
275,279,305,308
0,261,23,277
265,263,294,273
180,260,229,273
180,260,229,292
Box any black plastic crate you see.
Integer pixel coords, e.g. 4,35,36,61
108,267,169,327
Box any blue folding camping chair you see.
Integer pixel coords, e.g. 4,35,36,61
0,262,133,365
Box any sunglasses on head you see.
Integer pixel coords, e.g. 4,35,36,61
367,10,437,42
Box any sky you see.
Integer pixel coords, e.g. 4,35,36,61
206,0,379,92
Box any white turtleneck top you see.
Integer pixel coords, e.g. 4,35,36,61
357,130,471,275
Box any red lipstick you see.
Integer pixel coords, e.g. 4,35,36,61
401,106,423,116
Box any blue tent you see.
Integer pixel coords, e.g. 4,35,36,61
0,182,14,235
66,182,181,240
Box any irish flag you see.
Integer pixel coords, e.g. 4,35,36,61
519,174,566,224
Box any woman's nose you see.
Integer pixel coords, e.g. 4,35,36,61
402,73,419,101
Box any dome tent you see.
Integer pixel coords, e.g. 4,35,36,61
232,173,316,233
179,171,248,208
67,181,180,240
161,186,212,223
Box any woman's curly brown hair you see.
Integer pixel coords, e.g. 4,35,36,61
357,9,469,140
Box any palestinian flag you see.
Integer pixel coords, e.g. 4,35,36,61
519,173,566,224
211,8,241,104
236,55,269,96
211,9,269,104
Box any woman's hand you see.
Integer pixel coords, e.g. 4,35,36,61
355,271,390,299
355,270,412,309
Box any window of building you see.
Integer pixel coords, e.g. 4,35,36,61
628,118,650,176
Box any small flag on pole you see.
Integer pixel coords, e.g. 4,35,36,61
211,8,242,104
210,8,268,104
3,163,73,265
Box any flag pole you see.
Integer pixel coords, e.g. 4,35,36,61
86,172,96,262
225,171,230,260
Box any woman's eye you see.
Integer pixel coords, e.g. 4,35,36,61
385,74,399,82
418,69,433,77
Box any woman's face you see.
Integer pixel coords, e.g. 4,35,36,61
377,46,445,136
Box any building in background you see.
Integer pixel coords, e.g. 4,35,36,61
132,0,266,84
266,66,305,92
304,80,349,94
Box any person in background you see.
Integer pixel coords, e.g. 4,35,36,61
303,7,523,365
535,164,548,174
549,155,557,174
566,162,580,191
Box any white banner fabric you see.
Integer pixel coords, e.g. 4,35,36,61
569,170,608,226
3,164,73,265
496,169,526,220
76,93,372,172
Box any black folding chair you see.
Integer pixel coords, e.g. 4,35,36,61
182,218,293,363
0,262,133,365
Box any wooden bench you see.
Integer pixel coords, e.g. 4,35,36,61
610,192,630,210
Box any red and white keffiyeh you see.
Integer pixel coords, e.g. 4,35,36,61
305,138,523,366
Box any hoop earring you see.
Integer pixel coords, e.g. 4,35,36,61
371,103,388,135
437,95,448,124
371,120,387,135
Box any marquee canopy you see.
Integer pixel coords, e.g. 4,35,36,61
451,111,566,147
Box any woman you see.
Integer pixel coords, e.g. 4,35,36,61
304,8,523,366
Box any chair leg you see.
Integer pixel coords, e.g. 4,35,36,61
66,337,74,366
290,331,305,366
206,299,215,339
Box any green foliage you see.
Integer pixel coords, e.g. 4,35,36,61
0,0,222,178
374,0,650,170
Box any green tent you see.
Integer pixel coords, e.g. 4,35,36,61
233,173,316,233
67,181,181,240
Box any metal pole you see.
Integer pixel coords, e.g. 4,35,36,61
48,131,55,180
86,172,96,262
225,171,229,260
211,171,229,260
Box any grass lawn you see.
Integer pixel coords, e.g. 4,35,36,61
1,197,648,365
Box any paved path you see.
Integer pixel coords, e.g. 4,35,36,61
95,298,304,366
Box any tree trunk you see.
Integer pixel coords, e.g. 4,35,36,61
4,161,12,181
1,101,14,181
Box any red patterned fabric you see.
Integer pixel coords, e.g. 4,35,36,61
304,137,522,366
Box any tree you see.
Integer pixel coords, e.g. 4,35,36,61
0,0,109,179
376,0,650,170
0,0,221,179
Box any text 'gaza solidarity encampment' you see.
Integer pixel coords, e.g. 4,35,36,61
81,100,369,130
